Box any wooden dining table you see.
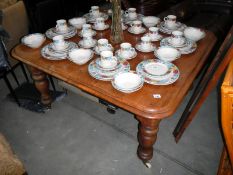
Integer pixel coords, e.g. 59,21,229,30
11,24,216,167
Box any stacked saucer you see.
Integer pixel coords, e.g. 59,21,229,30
115,48,137,60
136,59,180,85
41,41,77,60
112,71,144,93
160,37,197,54
88,58,130,81
45,26,77,39
158,21,186,34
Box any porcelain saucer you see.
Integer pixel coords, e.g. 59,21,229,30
94,45,113,55
123,14,144,25
128,27,146,35
135,43,156,53
46,26,77,39
78,30,96,37
92,24,110,31
83,12,109,23
158,21,186,34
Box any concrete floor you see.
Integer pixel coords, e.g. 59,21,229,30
0,69,223,175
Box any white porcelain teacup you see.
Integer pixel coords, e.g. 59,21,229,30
69,17,86,29
100,51,117,69
164,15,177,29
149,27,159,38
82,33,95,47
141,36,152,50
171,31,185,46
52,35,66,50
131,20,143,33
81,24,92,35
90,6,100,17
94,17,105,29
120,42,135,58
97,39,112,52
56,19,68,32
125,8,137,19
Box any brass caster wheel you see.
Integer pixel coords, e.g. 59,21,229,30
144,161,152,168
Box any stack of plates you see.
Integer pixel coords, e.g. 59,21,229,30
41,41,77,60
83,12,109,23
88,58,130,81
136,59,180,85
158,21,186,34
112,71,144,93
160,37,197,54
45,26,77,39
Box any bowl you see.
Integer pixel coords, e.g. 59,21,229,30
155,47,181,62
68,48,93,65
21,33,45,48
184,27,205,42
142,16,160,28
68,17,86,29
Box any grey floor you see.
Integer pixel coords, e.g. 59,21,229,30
0,69,223,175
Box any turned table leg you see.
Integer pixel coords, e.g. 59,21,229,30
28,66,52,107
135,115,161,167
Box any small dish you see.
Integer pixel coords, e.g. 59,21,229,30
128,27,146,35
21,33,46,48
68,17,86,29
68,48,94,65
143,33,163,42
155,47,181,62
135,43,156,53
92,24,109,31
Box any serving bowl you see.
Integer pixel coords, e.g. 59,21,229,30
68,48,93,65
142,16,160,28
155,46,181,62
21,33,46,48
68,17,86,29
184,27,205,42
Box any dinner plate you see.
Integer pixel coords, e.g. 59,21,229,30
88,59,130,81
41,45,67,60
136,59,180,85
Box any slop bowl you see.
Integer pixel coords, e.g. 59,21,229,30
184,27,205,42
155,47,181,62
142,16,160,28
68,48,93,65
68,17,86,29
21,33,46,48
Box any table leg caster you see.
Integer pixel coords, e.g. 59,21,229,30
144,161,152,168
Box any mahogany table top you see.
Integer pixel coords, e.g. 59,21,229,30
11,28,216,119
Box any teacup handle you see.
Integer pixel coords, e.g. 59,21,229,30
164,17,168,21
130,47,135,53
124,10,129,15
107,44,112,49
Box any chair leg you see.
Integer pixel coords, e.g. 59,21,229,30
3,75,20,106
48,75,56,92
9,69,20,86
20,62,29,82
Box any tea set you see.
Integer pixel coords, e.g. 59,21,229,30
22,6,207,92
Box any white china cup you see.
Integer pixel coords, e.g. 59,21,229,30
81,24,92,35
131,20,142,33
90,6,100,17
94,17,105,29
69,17,86,29
97,39,112,52
100,50,117,69
142,16,160,28
120,42,135,58
149,27,159,38
82,32,95,47
164,15,177,29
141,36,152,50
56,19,68,32
52,35,66,50
171,30,185,46
125,8,137,19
